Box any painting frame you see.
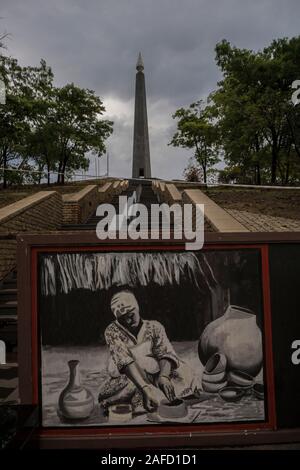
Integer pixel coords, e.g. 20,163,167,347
18,231,300,448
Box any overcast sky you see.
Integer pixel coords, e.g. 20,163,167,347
1,0,300,179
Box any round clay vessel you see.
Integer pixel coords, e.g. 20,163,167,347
199,305,263,376
204,352,227,375
202,352,227,383
202,370,226,383
227,370,254,388
219,386,245,402
202,379,228,393
58,360,94,420
253,382,264,400
109,404,132,422
158,399,187,419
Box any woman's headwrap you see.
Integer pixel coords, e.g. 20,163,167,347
110,290,139,318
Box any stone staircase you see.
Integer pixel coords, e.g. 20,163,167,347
60,179,174,233
0,270,17,350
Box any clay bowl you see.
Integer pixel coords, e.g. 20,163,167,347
158,398,187,419
204,353,227,375
202,379,228,393
227,370,254,388
202,370,226,383
109,404,132,422
219,386,245,403
253,383,264,400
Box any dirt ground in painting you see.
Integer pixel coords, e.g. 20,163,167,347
41,342,265,428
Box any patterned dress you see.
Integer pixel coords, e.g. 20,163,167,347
98,319,200,408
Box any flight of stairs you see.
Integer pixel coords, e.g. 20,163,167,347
0,271,18,404
61,179,174,233
0,270,17,350
60,180,140,231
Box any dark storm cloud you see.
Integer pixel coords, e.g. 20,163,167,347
2,0,300,178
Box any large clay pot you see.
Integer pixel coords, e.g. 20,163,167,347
198,305,263,376
58,360,94,420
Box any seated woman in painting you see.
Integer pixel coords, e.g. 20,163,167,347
98,290,200,413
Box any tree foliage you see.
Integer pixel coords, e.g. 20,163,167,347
171,36,300,186
211,37,300,185
0,50,113,187
170,100,220,183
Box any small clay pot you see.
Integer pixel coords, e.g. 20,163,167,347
253,383,264,400
109,404,132,422
227,370,254,388
158,399,187,419
202,370,226,383
204,353,227,375
202,379,228,393
219,386,245,402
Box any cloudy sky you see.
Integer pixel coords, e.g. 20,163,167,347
1,0,300,179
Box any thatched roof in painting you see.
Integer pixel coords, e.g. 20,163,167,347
41,251,217,296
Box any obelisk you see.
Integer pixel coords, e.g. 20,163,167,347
132,53,151,178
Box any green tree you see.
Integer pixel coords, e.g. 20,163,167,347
0,55,55,187
48,84,113,184
170,101,220,183
212,37,300,185
0,51,113,187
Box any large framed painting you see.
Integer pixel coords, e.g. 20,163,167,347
18,234,279,446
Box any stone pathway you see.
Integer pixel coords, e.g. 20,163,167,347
227,209,300,232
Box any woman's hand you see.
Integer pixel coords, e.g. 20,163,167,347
141,384,159,412
157,375,176,402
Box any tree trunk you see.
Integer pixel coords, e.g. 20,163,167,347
271,144,278,184
285,162,290,185
256,164,261,185
61,156,68,185
202,163,207,184
57,159,63,184
286,113,300,159
285,147,291,185
3,147,7,189
46,160,50,186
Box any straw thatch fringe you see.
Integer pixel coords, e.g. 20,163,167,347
40,252,218,296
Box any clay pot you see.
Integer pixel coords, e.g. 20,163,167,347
202,352,227,383
204,352,227,374
199,305,263,376
227,370,254,388
253,383,264,400
219,386,245,402
58,360,94,420
109,404,132,423
158,399,187,419
202,379,228,393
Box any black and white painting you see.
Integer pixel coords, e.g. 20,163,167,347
39,249,267,427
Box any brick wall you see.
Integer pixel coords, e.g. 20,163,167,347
62,185,101,225
0,237,17,281
62,181,129,225
0,191,62,280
